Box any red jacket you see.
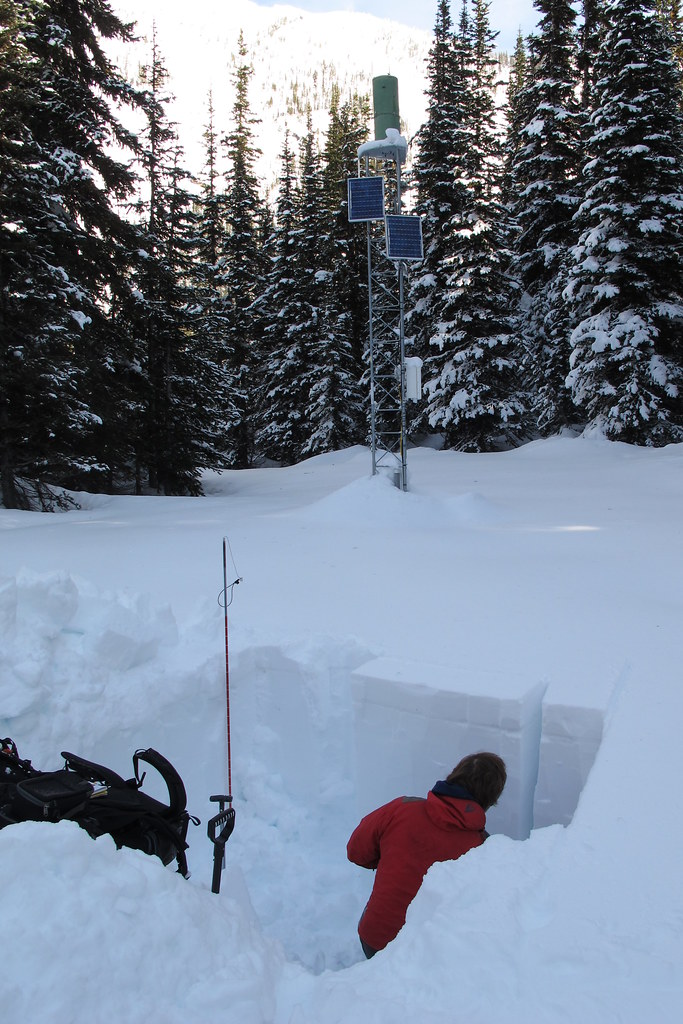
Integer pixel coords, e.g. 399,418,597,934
347,787,487,952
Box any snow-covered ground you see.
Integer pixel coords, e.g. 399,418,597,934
1,438,682,1021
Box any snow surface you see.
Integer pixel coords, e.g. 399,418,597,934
1,438,683,1021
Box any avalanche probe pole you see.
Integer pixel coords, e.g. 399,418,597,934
208,537,240,894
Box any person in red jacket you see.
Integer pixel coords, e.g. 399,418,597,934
347,751,506,957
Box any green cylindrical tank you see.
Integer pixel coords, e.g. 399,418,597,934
372,75,400,141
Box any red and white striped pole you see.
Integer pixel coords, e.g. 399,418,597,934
208,536,241,894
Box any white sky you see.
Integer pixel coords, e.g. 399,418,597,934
252,0,541,50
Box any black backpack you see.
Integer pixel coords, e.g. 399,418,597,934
0,739,198,877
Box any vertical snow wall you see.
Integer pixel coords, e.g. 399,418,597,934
233,647,607,840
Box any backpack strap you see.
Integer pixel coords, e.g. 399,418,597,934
61,751,128,789
133,748,187,818
1,739,36,781
1,738,18,757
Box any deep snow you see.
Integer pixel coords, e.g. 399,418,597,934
1,438,682,1021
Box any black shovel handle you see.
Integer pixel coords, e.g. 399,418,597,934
208,795,235,894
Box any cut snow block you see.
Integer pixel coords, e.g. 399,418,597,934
350,657,546,840
533,702,604,829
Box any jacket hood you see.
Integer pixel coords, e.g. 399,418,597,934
425,782,486,832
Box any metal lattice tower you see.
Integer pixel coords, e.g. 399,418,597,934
364,155,408,490
348,78,423,491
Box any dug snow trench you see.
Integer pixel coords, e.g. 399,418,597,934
217,638,618,970
232,643,611,845
0,570,616,973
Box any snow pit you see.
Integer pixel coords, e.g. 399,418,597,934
350,656,545,839
230,646,609,845
348,656,609,838
1,569,610,865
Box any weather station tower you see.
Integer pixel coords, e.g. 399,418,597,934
348,76,424,491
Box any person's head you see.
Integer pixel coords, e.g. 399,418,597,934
446,752,507,811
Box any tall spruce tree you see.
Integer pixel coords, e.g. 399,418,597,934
564,0,683,443
302,107,365,456
503,32,530,209
308,89,370,452
1,0,73,507
322,89,371,376
191,91,234,469
407,0,470,437
507,0,583,435
127,31,211,494
219,31,264,468
0,0,142,506
578,1,602,110
418,0,525,450
286,114,328,460
253,130,306,464
656,0,683,56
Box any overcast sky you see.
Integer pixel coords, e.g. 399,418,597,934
252,0,541,51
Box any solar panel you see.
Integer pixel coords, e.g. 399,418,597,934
347,176,385,222
385,215,424,261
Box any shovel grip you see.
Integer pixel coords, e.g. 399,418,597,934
208,795,235,894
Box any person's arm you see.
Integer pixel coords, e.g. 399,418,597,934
347,799,396,869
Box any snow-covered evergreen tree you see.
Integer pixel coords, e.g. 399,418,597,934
191,91,235,470
502,32,530,212
253,130,306,464
124,32,213,495
219,32,265,468
284,115,330,461
257,95,368,464
305,89,370,454
507,0,583,435
420,0,525,451
656,0,683,57
322,89,371,377
1,0,74,507
564,0,683,444
0,0,142,506
407,0,472,438
578,0,601,110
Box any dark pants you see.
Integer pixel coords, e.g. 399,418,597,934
358,908,378,959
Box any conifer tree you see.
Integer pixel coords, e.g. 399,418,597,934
285,114,328,460
304,95,368,457
197,92,224,270
322,89,371,376
656,0,683,102
656,0,683,55
578,0,602,110
307,89,370,452
407,0,470,437
503,31,531,204
1,0,71,507
126,31,207,494
253,130,305,464
192,90,234,467
507,0,583,435
0,0,142,506
220,31,265,468
564,0,683,443
422,0,525,450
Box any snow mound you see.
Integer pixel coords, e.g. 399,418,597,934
0,570,189,761
294,472,505,529
0,822,284,1023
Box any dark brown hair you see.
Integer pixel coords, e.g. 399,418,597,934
446,752,507,811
